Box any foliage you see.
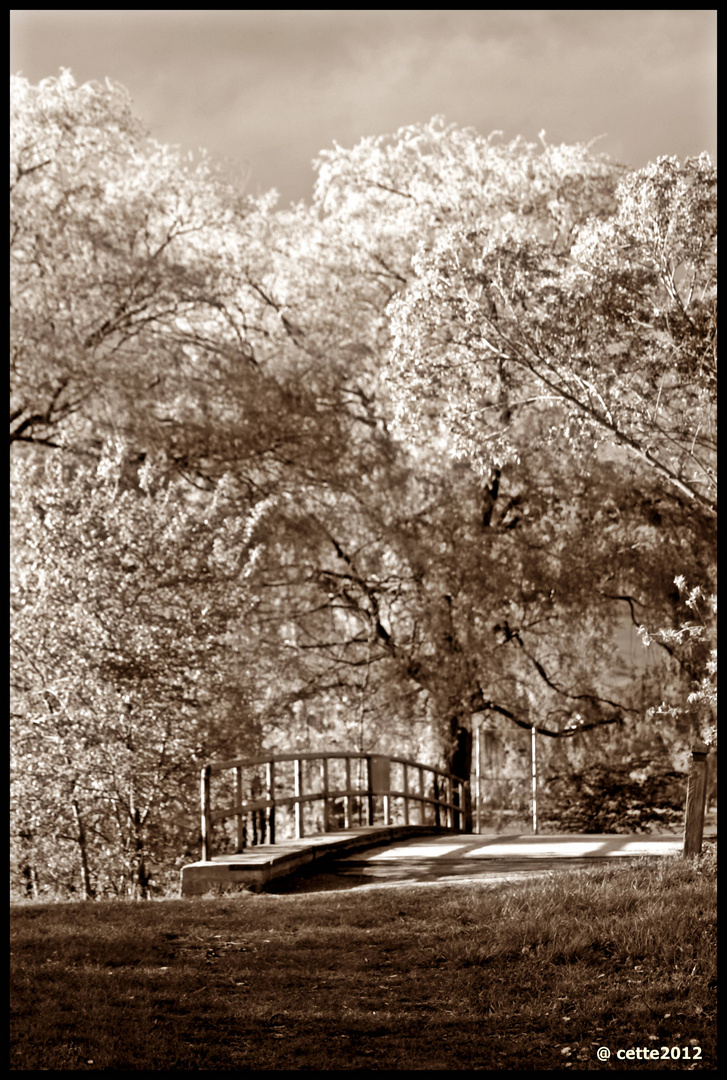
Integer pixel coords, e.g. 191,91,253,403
10,445,267,898
540,761,686,834
638,578,717,747
10,69,271,456
386,146,716,514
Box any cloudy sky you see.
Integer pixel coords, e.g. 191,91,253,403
11,10,716,205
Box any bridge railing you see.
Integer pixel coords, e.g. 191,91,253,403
200,751,467,861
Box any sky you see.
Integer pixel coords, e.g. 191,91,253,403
10,9,716,206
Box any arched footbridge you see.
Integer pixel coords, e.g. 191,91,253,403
181,749,710,896
183,750,467,895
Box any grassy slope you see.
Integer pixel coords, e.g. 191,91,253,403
10,848,716,1071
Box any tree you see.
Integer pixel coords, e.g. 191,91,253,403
248,125,716,783
11,444,267,897
11,80,715,872
385,149,716,514
158,119,715,813
10,69,276,461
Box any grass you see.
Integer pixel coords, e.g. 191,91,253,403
10,844,716,1070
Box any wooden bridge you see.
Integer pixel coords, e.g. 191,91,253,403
182,750,468,895
180,743,712,896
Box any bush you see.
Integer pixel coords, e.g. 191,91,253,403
540,761,686,833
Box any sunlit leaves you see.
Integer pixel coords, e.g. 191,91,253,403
10,447,265,897
638,579,717,746
385,146,716,513
10,70,263,452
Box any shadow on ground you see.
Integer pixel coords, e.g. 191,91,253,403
261,855,637,895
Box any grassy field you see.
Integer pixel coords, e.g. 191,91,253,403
10,844,716,1071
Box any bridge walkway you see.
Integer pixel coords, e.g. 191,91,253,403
182,824,453,894
181,828,699,895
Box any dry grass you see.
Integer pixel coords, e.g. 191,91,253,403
10,844,716,1070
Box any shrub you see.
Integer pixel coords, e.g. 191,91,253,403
539,761,686,833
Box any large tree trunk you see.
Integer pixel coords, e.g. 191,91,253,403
448,718,473,833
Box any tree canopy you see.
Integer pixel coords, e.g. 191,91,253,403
10,75,716,898
386,144,716,512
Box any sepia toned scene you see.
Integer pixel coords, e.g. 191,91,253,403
10,10,715,1070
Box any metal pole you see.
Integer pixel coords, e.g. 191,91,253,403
531,726,538,835
475,722,481,834
201,765,212,862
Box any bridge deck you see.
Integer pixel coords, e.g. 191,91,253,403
181,824,456,895
180,828,700,896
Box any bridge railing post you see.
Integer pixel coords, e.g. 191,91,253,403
251,773,265,845
368,755,392,827
294,757,303,838
322,757,330,831
235,766,244,853
365,760,371,825
267,760,276,845
344,758,352,828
